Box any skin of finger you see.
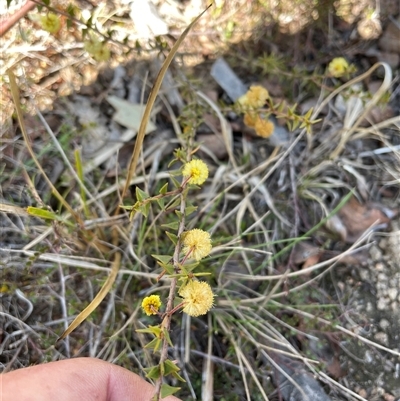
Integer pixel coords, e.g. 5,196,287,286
1,357,181,401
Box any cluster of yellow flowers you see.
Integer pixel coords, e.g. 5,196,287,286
141,159,214,318
83,35,111,62
238,85,275,138
328,57,350,78
40,13,61,34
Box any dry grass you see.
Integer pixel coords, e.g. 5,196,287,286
1,0,400,400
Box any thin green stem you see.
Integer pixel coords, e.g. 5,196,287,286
154,188,187,399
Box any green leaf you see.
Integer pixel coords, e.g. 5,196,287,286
175,210,183,219
163,264,175,275
160,384,181,398
165,231,178,246
163,359,180,374
163,329,174,348
156,198,165,209
181,261,199,273
27,206,62,221
67,3,75,16
152,254,173,265
144,365,161,380
303,107,314,121
74,149,89,217
161,221,179,230
119,204,134,211
166,197,181,211
159,182,168,194
136,187,149,201
139,202,150,218
193,272,212,277
136,325,162,337
172,371,186,382
144,337,162,351
170,176,181,189
185,205,198,216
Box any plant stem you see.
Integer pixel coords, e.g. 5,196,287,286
153,188,187,399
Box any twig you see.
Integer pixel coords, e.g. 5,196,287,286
0,1,36,37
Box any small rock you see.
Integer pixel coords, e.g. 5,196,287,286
388,288,398,301
369,243,384,260
374,387,386,396
359,269,370,281
375,262,385,271
358,389,368,398
379,319,390,330
377,297,388,310
365,350,373,363
374,332,389,346
384,394,395,401
378,273,388,282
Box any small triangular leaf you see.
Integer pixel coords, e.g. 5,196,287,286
161,221,179,230
160,383,181,398
165,231,178,245
144,365,161,380
152,254,173,265
136,187,149,201
159,182,168,194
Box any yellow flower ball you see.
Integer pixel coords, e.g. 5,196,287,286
238,85,269,109
179,280,214,317
182,159,209,186
40,13,61,34
243,112,257,128
254,116,275,138
328,57,349,77
181,228,212,261
141,295,162,316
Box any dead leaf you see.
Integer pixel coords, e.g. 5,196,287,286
107,96,156,132
291,241,322,265
379,18,400,53
302,253,322,269
337,197,395,243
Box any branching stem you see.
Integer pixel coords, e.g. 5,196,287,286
153,186,187,400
